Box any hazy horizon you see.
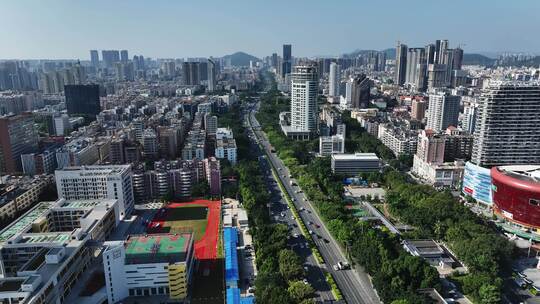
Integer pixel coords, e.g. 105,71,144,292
1,0,539,60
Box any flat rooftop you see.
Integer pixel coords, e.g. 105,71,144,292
498,165,540,183
18,233,71,245
0,202,53,242
56,165,129,175
404,239,445,256
58,200,103,209
125,233,192,264
0,279,24,292
332,153,380,161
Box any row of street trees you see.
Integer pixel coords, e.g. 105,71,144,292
223,98,316,304
255,80,438,303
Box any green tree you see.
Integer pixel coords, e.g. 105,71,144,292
278,249,304,282
391,300,410,304
479,283,501,304
287,281,315,303
191,181,210,198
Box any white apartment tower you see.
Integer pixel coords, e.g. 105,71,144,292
328,62,340,97
55,165,135,219
290,64,319,135
471,81,540,167
426,91,460,132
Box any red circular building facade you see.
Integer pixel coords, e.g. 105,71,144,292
491,167,540,229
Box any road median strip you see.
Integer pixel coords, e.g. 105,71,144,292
249,116,326,266
325,272,343,300
269,163,325,265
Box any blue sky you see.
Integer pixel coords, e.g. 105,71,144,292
1,0,538,59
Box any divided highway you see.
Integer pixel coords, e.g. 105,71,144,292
242,103,335,302
246,100,380,304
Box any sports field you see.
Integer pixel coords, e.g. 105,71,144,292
148,199,221,260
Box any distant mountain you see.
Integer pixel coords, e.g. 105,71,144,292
462,54,496,66
222,52,260,67
343,48,396,59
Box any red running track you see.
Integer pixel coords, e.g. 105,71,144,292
148,199,221,260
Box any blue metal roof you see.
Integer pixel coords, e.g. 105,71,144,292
227,288,241,304
240,296,255,304
224,227,239,284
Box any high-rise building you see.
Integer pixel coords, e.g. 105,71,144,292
207,58,216,92
120,50,129,63
426,91,460,132
271,53,278,69
162,61,176,78
416,129,445,164
90,50,99,67
204,114,218,136
198,61,208,81
204,157,221,196
436,39,448,64
376,52,387,71
444,127,474,162
405,48,426,88
427,64,449,89
182,62,200,85
55,165,135,219
425,44,436,65
462,101,477,134
282,44,292,77
65,84,101,119
348,74,371,109
434,40,442,63
158,127,180,159
142,129,159,159
452,48,464,70
0,113,38,174
395,42,408,85
328,62,340,97
102,50,120,68
71,63,87,84
290,64,318,136
471,81,540,167
411,99,427,121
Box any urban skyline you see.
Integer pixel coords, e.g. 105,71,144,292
2,2,540,304
1,0,540,59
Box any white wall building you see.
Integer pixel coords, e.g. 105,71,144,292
426,91,460,132
286,64,318,140
328,62,340,97
215,138,237,165
331,153,381,175
55,165,134,219
319,135,345,156
103,233,194,304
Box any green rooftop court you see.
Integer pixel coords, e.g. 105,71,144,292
0,202,53,242
125,233,192,264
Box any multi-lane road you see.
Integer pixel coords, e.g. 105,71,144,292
243,103,335,302
244,97,380,304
